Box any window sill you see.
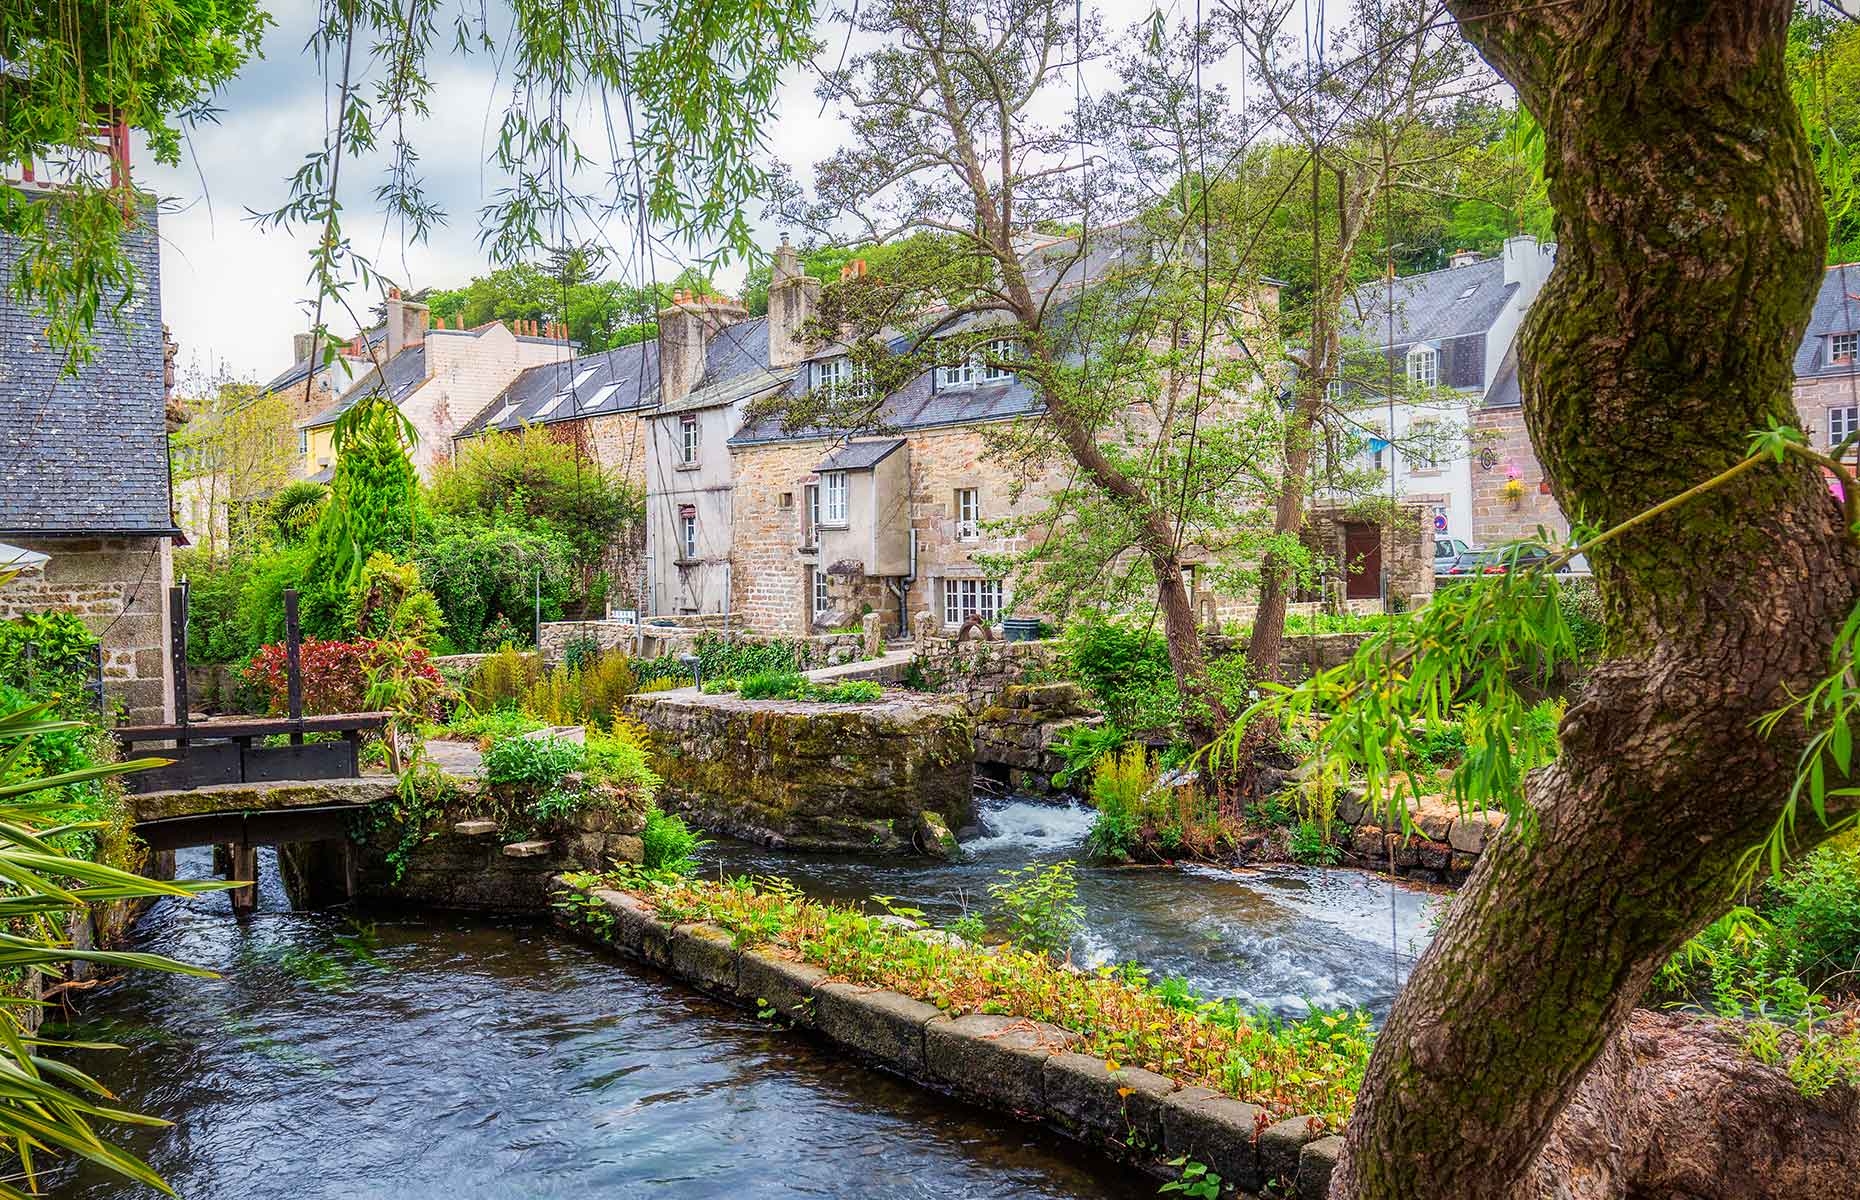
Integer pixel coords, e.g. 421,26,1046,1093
674,462,701,472
816,521,850,531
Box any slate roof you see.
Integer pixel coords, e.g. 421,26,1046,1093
816,438,906,471
301,344,429,429
0,197,177,536
1484,344,1522,410
1340,257,1517,350
263,325,385,395
1795,263,1860,378
458,340,661,437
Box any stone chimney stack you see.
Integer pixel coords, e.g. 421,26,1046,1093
657,289,749,405
384,287,430,358
767,236,822,370
1502,234,1553,294
292,331,319,364
1449,248,1482,269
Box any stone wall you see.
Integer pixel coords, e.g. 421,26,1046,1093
553,881,1344,1198
1304,502,1435,607
1304,782,1506,884
731,437,823,634
974,682,1103,797
630,689,974,852
0,537,173,725
1468,405,1570,546
1793,373,1860,457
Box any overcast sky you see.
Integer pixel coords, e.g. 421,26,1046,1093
137,0,1236,384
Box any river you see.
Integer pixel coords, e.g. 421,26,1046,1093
53,797,1437,1198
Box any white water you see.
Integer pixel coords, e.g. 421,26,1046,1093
959,797,1096,857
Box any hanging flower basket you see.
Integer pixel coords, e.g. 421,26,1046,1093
1501,478,1526,503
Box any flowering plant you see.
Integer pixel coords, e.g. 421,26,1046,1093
244,638,444,716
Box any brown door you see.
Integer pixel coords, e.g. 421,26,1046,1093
1342,523,1383,600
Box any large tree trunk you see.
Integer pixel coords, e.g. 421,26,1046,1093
1332,4,1855,1199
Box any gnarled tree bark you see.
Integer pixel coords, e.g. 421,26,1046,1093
1330,4,1860,1198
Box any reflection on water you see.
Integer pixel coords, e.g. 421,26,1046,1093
54,848,1153,1200
704,797,1439,1019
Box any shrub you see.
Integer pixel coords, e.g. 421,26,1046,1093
0,612,97,715
482,732,584,792
635,656,694,688
305,399,417,604
243,638,443,716
562,635,604,670
467,645,542,711
1290,819,1342,866
446,705,545,746
1770,840,1860,987
413,512,572,652
987,862,1084,957
174,548,263,664
345,553,445,644
1063,617,1176,732
641,805,705,875
817,680,883,704
1086,743,1152,862
738,670,811,700
583,721,662,803
696,632,808,681
522,649,638,727
425,424,641,570
1052,721,1128,790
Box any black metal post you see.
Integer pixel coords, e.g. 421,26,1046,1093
168,585,189,729
284,589,303,745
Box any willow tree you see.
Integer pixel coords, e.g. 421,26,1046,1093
1294,2,1856,1196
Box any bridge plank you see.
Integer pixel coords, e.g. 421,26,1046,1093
112,713,392,743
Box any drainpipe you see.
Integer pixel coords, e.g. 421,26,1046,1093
889,529,918,639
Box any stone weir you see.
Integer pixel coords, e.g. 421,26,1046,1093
629,690,975,853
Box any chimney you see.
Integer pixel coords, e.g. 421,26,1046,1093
293,331,319,364
767,236,822,370
1449,248,1482,269
657,290,749,404
1502,234,1552,294
385,287,430,357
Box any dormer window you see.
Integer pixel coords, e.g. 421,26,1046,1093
816,355,872,401
1407,345,1438,389
941,357,975,389
1834,332,1858,363
980,338,1020,382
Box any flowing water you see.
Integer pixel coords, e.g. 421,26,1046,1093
52,797,1438,1198
704,796,1440,1019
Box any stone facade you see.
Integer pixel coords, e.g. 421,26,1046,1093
1304,502,1436,607
1792,371,1860,460
1467,405,1570,546
630,689,975,852
0,538,174,725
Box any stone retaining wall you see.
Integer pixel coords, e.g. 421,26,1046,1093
552,880,1344,1198
1321,785,1507,884
629,690,975,853
974,682,1102,797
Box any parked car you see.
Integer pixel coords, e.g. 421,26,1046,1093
1434,537,1477,576
1445,546,1589,576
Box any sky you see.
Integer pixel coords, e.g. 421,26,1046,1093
136,0,1218,385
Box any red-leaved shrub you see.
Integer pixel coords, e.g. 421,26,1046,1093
243,639,443,716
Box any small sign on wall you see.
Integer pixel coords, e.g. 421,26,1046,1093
608,607,639,624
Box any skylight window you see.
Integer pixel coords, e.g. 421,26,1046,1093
1456,283,1479,301
489,403,519,426
583,383,620,410
572,367,599,389
535,393,570,418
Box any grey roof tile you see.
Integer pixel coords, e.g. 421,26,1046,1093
816,438,906,471
458,340,662,437
1795,264,1860,379
0,196,175,536
1340,258,1517,350
301,344,429,428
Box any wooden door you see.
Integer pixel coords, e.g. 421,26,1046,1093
1343,523,1383,600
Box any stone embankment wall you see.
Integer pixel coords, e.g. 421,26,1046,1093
974,682,1103,797
1321,785,1507,884
553,880,1344,1199
630,690,974,852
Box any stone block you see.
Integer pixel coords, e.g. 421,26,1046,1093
1043,1052,1177,1153
924,1013,1077,1113
502,839,553,857
738,951,829,1028
593,888,673,966
814,983,940,1074
1335,787,1369,828
1296,1135,1344,1200
1449,808,1505,854
1258,1114,1328,1186
1410,797,1455,843
1159,1087,1264,1191
671,923,739,995
452,819,498,836
609,834,644,864
1349,824,1385,860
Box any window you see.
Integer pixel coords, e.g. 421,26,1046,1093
1325,379,1343,404
955,488,980,541
1835,332,1859,363
816,356,850,391
981,338,1019,382
298,428,309,455
779,492,793,510
1831,406,1860,450
679,414,699,465
681,514,698,560
822,471,849,525
803,484,820,545
941,357,974,389
1406,345,1438,388
812,569,831,616
943,578,1005,626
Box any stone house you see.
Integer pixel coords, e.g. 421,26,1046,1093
1790,263,1860,464
0,188,179,725
290,295,574,479
1333,236,1559,559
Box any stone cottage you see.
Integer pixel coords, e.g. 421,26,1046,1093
0,185,179,725
1790,263,1860,463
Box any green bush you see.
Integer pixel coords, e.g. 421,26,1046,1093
696,632,809,681
414,513,572,652
1290,818,1342,865
1770,841,1860,986
1063,617,1176,732
1053,721,1127,790
0,612,97,715
641,805,705,875
445,706,545,743
522,650,638,727
425,424,641,571
174,549,263,664
466,645,542,712
817,680,883,703
482,733,584,792
583,723,662,803
1085,743,1150,862
738,669,811,700
988,862,1085,958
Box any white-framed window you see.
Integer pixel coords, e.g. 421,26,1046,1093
1830,406,1860,450
812,568,831,616
299,428,309,455
1325,379,1344,404
980,338,1019,382
822,471,849,525
803,483,820,544
1835,332,1859,363
941,357,974,389
955,488,980,541
1407,345,1438,388
943,578,1005,626
681,513,698,560
816,356,849,391
679,413,699,465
